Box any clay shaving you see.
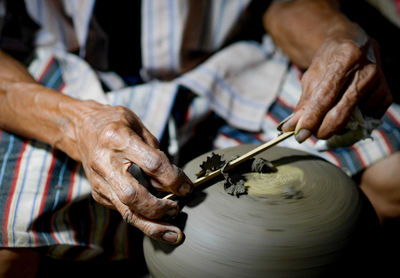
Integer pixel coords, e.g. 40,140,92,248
196,152,226,178
196,153,277,197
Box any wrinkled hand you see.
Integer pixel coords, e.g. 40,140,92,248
73,102,193,244
280,27,393,142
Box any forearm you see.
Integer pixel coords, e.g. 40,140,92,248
0,50,93,161
263,0,362,68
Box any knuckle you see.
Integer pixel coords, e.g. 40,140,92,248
91,190,113,208
148,136,160,148
91,190,102,203
120,187,167,219
362,64,377,81
89,154,105,173
148,228,162,239
144,152,164,174
120,207,137,226
146,205,164,219
343,91,358,105
119,186,140,206
115,106,133,120
307,111,323,126
341,41,362,60
114,105,129,115
100,122,122,141
144,223,164,239
98,123,129,150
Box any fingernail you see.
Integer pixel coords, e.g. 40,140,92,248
178,182,192,195
162,231,178,243
295,129,311,143
277,114,293,131
166,207,178,217
280,116,297,132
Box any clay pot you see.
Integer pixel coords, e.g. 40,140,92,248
143,146,380,278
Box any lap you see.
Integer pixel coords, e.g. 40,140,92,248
0,248,40,278
360,152,400,223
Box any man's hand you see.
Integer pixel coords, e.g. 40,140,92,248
73,102,193,244
264,0,393,142
0,50,192,244
280,30,393,142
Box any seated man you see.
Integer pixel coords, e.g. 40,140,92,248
0,0,399,276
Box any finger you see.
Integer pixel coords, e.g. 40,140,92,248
124,131,193,196
315,63,378,138
288,73,350,141
107,167,180,220
81,161,113,206
360,80,393,119
125,110,160,148
96,123,192,196
110,190,183,244
280,113,301,132
100,107,159,150
290,40,365,141
88,153,180,219
91,189,114,210
86,169,118,209
132,124,159,149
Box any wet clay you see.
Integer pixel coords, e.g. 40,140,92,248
245,165,304,200
196,153,277,197
143,145,380,278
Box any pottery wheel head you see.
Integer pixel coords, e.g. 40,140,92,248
143,146,379,278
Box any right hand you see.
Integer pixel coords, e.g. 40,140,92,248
280,30,392,142
71,102,193,244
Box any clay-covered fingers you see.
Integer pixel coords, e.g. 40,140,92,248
92,115,192,195
110,192,183,244
280,38,392,142
279,40,363,140
310,62,379,139
124,134,193,196
75,104,189,244
111,170,180,220
89,157,180,220
87,160,183,244
91,166,183,244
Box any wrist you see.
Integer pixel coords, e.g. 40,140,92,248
325,21,368,48
57,98,105,161
263,0,358,68
1,81,101,161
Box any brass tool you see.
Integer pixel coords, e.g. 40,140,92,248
163,131,295,200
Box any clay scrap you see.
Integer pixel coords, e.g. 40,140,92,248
196,153,277,197
195,152,226,178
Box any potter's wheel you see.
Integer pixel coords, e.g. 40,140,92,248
143,146,380,278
